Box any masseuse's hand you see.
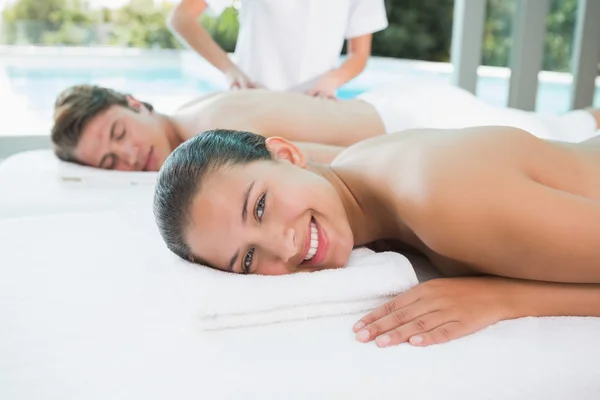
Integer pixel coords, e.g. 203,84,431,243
353,277,515,347
225,66,263,90
305,74,339,100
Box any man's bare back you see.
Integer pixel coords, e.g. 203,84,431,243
333,126,600,283
52,81,600,172
171,89,386,146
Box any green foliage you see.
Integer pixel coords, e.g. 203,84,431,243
0,0,583,72
108,0,181,48
371,0,455,62
479,0,577,71
1,0,180,47
1,0,87,44
375,0,578,72
200,6,239,52
482,0,516,68
543,0,577,72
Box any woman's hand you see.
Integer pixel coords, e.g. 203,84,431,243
305,74,339,100
353,277,517,347
225,66,263,90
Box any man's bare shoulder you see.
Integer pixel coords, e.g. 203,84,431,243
174,91,226,112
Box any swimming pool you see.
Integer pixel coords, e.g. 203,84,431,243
1,47,599,137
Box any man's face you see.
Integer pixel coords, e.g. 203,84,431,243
74,100,172,171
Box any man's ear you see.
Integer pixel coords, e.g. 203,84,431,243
265,137,307,168
125,95,147,113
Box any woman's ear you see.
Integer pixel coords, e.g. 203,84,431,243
265,137,307,168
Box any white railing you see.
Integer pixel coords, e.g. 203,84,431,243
451,0,600,111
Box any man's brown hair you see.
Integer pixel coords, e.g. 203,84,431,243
51,85,153,162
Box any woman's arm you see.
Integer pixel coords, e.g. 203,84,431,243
306,34,373,98
168,0,256,88
353,276,600,348
507,279,600,319
304,0,388,98
334,35,373,85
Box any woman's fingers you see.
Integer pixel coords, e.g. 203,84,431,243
352,278,511,348
306,89,334,99
354,301,439,343
373,312,457,347
407,321,476,347
353,287,422,333
357,309,471,348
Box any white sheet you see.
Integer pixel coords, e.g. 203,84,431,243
358,75,599,142
1,211,599,399
0,150,154,219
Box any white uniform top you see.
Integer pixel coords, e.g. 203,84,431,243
209,0,388,90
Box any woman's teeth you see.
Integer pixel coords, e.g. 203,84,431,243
304,221,319,261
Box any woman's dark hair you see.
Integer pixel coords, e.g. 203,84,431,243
153,129,271,264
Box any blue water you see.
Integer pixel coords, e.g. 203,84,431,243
3,61,599,136
5,64,365,104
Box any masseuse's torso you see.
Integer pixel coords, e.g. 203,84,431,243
231,0,387,90
171,89,385,146
330,127,600,277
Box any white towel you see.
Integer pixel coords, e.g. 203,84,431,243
196,248,419,330
57,160,158,186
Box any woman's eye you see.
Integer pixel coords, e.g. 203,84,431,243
116,129,126,140
243,248,254,273
255,193,266,221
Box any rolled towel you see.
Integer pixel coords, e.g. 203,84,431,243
195,248,419,330
57,160,158,186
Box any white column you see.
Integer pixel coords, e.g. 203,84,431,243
507,0,550,111
450,0,487,93
569,0,600,110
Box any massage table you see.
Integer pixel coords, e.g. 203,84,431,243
1,210,599,399
0,150,155,219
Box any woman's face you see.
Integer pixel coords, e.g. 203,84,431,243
185,139,354,275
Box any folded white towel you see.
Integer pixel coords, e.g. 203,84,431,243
196,248,419,330
57,160,158,186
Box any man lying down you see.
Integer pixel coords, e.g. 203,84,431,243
153,128,600,348
50,76,600,170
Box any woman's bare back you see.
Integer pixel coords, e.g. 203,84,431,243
334,126,600,282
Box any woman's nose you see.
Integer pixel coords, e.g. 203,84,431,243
261,226,298,263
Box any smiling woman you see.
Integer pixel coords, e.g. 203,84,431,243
153,129,354,275
154,125,600,348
